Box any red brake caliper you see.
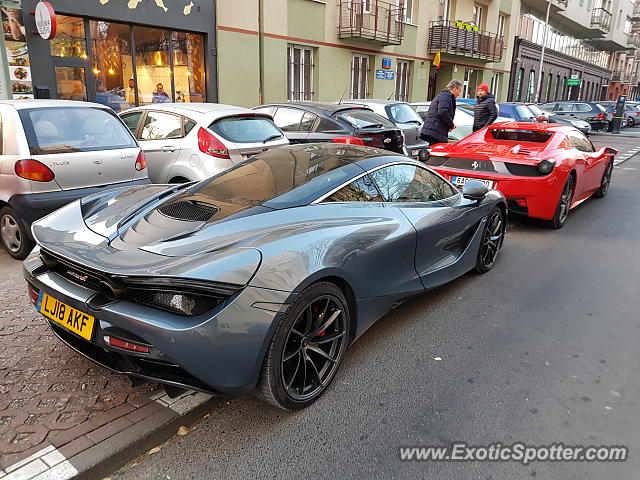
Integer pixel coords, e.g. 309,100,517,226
312,303,327,337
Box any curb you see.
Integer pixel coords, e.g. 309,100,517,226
3,391,219,480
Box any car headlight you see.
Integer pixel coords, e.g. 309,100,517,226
537,159,556,174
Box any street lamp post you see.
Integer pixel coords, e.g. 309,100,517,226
534,0,552,103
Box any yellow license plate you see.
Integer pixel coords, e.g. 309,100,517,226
37,292,95,341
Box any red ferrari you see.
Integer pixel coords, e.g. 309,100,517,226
425,122,616,228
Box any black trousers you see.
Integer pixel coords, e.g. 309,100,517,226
420,134,446,146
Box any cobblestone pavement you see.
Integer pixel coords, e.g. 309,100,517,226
0,247,162,472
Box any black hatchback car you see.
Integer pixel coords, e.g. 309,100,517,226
253,102,405,154
539,101,609,131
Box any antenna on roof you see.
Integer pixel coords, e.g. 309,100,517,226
387,90,396,101
338,84,349,104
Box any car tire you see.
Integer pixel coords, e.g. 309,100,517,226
256,282,350,410
546,175,574,229
475,207,505,273
594,160,613,198
0,206,34,260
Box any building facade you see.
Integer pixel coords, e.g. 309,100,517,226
216,0,520,108
0,0,217,109
508,0,635,102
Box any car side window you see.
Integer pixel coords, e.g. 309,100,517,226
369,164,457,203
315,117,343,133
273,107,305,132
515,105,532,120
326,175,382,202
299,112,317,132
568,133,595,152
121,111,143,136
575,104,591,112
184,117,197,135
140,111,183,140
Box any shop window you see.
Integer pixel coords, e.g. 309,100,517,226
134,27,173,105
171,31,206,103
515,68,524,101
90,21,134,112
54,67,87,101
50,16,87,58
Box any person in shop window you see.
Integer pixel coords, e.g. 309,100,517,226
125,79,140,104
152,83,171,103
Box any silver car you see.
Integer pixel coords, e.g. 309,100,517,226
0,100,148,259
340,99,429,158
119,104,289,184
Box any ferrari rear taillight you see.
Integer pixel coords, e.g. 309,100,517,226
331,136,365,146
15,159,55,182
198,127,230,159
594,113,606,120
135,150,147,171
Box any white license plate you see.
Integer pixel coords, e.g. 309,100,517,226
411,149,421,156
450,176,494,189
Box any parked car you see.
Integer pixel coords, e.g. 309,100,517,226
24,143,506,409
499,103,592,136
0,100,148,259
425,122,616,229
412,101,509,141
253,102,405,154
596,102,640,128
119,104,289,184
338,100,429,159
539,101,609,131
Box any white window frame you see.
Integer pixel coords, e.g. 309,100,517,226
490,72,500,96
396,0,413,23
395,60,410,102
351,54,370,99
473,4,484,28
287,44,314,101
497,14,506,38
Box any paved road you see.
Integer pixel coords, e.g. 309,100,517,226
112,153,640,479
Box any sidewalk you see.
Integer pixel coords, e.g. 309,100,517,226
0,253,216,480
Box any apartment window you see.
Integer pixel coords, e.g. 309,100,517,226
515,68,524,101
473,4,484,28
351,55,369,99
288,44,314,101
397,0,413,22
490,72,501,96
437,0,450,22
497,14,506,38
624,16,632,34
395,60,410,101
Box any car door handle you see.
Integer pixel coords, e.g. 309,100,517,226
161,146,176,153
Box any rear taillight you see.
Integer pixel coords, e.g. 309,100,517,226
135,150,147,171
197,127,230,159
594,113,606,119
27,285,39,304
105,336,150,354
331,136,365,146
15,159,55,182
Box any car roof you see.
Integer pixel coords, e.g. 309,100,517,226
343,99,408,106
257,102,373,115
121,103,256,116
0,99,113,110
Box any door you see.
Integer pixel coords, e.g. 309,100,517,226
567,133,606,194
368,163,478,289
137,110,184,183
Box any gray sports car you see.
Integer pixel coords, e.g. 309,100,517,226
23,144,506,409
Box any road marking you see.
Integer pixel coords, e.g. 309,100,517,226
155,390,212,414
3,447,77,480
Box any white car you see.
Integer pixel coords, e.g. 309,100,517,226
119,104,289,184
411,102,508,141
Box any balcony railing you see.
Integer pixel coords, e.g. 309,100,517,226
428,21,504,62
591,8,612,33
338,1,405,46
611,70,630,83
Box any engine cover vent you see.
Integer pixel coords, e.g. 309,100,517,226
157,201,219,222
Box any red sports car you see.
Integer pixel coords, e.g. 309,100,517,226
425,122,616,228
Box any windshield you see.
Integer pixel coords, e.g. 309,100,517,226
337,109,395,129
209,115,283,144
19,107,137,155
385,103,422,124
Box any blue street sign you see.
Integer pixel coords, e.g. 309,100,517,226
385,71,395,80
376,69,386,79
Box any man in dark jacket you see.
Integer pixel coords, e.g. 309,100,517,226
420,80,462,145
472,83,498,131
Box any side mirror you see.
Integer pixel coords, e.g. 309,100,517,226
462,180,488,201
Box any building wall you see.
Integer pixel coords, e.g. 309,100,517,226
216,0,517,108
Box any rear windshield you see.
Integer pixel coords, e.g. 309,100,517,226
209,115,284,144
594,103,607,113
336,109,395,129
19,107,137,155
385,103,422,124
489,129,553,143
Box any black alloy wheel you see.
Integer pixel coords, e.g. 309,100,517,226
257,282,350,409
475,207,505,273
594,161,613,198
547,175,574,229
